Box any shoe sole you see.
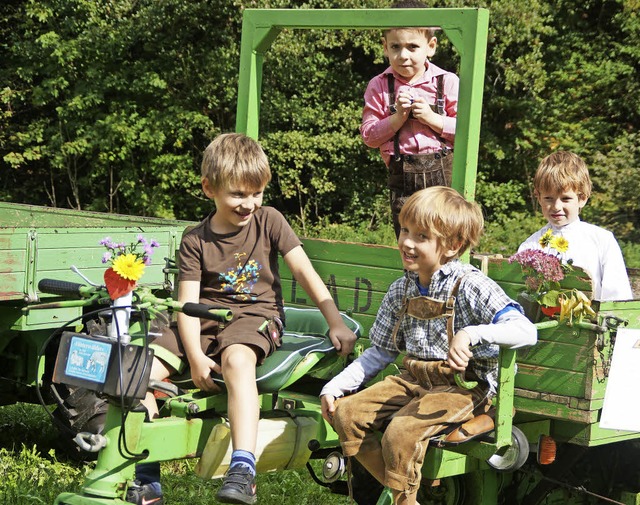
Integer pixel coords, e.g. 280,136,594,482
215,490,257,505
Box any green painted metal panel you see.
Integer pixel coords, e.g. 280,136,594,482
236,7,489,202
422,448,483,480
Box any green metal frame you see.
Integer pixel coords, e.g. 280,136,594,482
235,7,489,200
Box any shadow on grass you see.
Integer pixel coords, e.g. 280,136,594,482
0,404,353,505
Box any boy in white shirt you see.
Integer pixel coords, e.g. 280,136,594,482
518,151,632,301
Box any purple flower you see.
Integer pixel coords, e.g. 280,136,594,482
509,249,566,295
100,235,159,269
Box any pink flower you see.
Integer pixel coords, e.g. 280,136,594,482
509,249,566,300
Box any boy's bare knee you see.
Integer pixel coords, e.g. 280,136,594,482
221,344,257,372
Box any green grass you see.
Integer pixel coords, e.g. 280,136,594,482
0,404,352,505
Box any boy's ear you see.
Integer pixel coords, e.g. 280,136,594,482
578,195,588,209
201,177,216,199
442,241,462,260
382,36,389,57
426,36,437,58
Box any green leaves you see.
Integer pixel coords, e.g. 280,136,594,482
1,0,639,256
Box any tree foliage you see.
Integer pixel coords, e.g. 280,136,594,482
1,0,639,257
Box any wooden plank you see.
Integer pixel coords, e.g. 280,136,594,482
301,238,402,269
516,339,593,372
0,201,193,229
280,238,403,337
514,396,598,424
516,364,586,397
0,231,28,300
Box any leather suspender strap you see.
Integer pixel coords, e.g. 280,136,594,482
446,274,465,348
436,73,445,115
387,74,402,162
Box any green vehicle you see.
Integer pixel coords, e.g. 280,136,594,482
1,7,640,505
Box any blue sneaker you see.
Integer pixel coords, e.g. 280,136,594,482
126,480,164,505
216,466,257,504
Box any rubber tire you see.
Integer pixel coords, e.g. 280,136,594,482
51,384,108,461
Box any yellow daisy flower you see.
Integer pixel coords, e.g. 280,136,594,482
538,228,553,248
112,253,146,281
550,235,569,253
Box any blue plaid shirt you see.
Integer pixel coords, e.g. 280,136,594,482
369,260,519,392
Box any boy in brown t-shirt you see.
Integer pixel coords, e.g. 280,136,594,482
130,133,357,505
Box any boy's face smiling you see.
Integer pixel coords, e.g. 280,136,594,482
202,178,265,234
536,188,587,228
398,222,459,287
383,29,437,84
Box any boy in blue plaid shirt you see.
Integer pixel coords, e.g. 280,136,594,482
320,186,536,505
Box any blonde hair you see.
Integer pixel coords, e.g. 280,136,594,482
399,186,484,257
533,151,592,200
201,133,271,191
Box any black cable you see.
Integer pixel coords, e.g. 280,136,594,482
111,298,153,461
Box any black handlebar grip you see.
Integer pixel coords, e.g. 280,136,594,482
182,302,233,322
38,279,85,297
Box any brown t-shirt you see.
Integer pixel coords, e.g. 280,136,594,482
179,206,302,333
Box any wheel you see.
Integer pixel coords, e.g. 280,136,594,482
51,384,108,460
417,475,466,505
486,426,530,472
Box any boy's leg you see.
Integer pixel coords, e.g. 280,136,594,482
140,356,173,420
333,373,416,492
391,488,419,505
216,343,259,505
222,343,259,452
381,384,484,494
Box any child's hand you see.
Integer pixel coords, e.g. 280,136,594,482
189,352,222,392
321,394,337,425
448,330,473,372
410,97,444,131
328,323,358,356
396,91,414,115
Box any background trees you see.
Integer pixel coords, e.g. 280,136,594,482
1,0,639,262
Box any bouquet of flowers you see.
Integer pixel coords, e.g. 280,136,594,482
509,230,594,322
100,235,159,300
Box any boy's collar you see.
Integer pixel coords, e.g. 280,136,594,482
406,258,462,286
548,217,581,232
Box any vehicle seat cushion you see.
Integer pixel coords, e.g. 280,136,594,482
164,307,362,394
